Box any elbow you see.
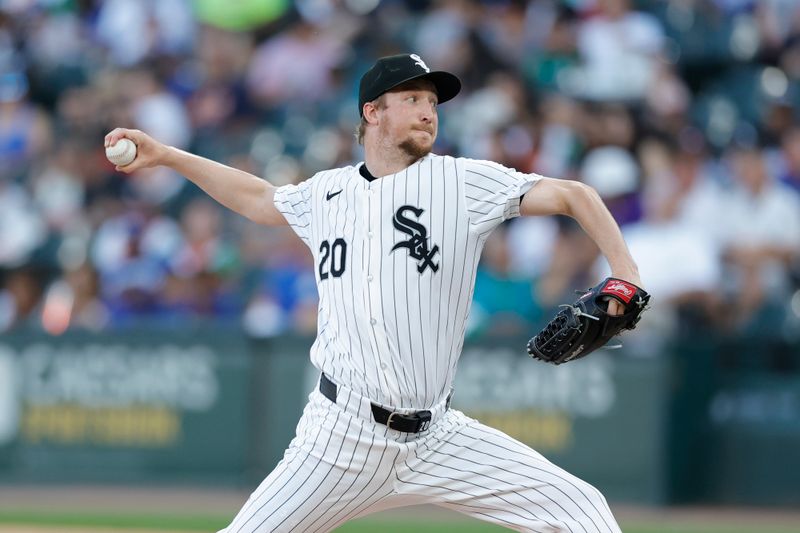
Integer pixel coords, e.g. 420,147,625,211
562,180,602,218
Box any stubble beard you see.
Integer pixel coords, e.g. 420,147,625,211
399,133,433,160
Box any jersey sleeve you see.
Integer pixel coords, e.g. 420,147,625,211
273,178,314,246
462,159,541,234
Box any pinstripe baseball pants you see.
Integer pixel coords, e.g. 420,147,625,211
220,382,621,533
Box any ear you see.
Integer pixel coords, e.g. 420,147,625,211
363,101,381,125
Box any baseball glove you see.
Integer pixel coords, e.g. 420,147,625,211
527,278,650,365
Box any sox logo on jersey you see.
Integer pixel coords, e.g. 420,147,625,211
391,205,439,273
220,153,622,533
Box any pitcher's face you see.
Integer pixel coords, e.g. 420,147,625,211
377,80,439,159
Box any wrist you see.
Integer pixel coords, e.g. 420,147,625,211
610,266,641,286
161,145,182,167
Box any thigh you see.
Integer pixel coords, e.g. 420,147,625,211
397,410,621,533
219,391,400,533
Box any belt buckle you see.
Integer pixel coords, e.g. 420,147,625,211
386,410,432,433
386,411,403,430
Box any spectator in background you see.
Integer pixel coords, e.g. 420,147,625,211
0,71,51,183
245,20,345,107
0,181,47,269
718,146,800,329
572,0,665,101
39,262,110,335
521,1,579,95
641,138,725,236
62,262,109,331
0,268,43,332
91,209,182,324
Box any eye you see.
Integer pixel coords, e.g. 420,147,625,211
407,96,416,103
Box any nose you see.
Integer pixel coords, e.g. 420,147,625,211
420,103,435,123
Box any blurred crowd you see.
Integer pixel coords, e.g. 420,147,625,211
1,0,800,344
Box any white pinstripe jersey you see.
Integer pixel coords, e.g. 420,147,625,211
274,153,539,410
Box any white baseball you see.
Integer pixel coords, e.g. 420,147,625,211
106,138,137,166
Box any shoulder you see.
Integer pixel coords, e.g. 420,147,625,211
460,158,543,184
311,165,358,182
459,157,524,176
281,165,356,191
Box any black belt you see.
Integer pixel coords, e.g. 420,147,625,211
320,373,445,434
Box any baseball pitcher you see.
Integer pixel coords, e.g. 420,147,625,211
106,53,647,532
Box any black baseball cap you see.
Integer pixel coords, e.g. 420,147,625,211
358,54,461,116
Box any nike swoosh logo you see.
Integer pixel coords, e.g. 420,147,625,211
326,190,343,201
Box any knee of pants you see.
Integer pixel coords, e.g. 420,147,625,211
576,491,619,532
539,477,620,533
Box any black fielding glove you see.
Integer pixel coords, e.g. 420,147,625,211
527,278,650,365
